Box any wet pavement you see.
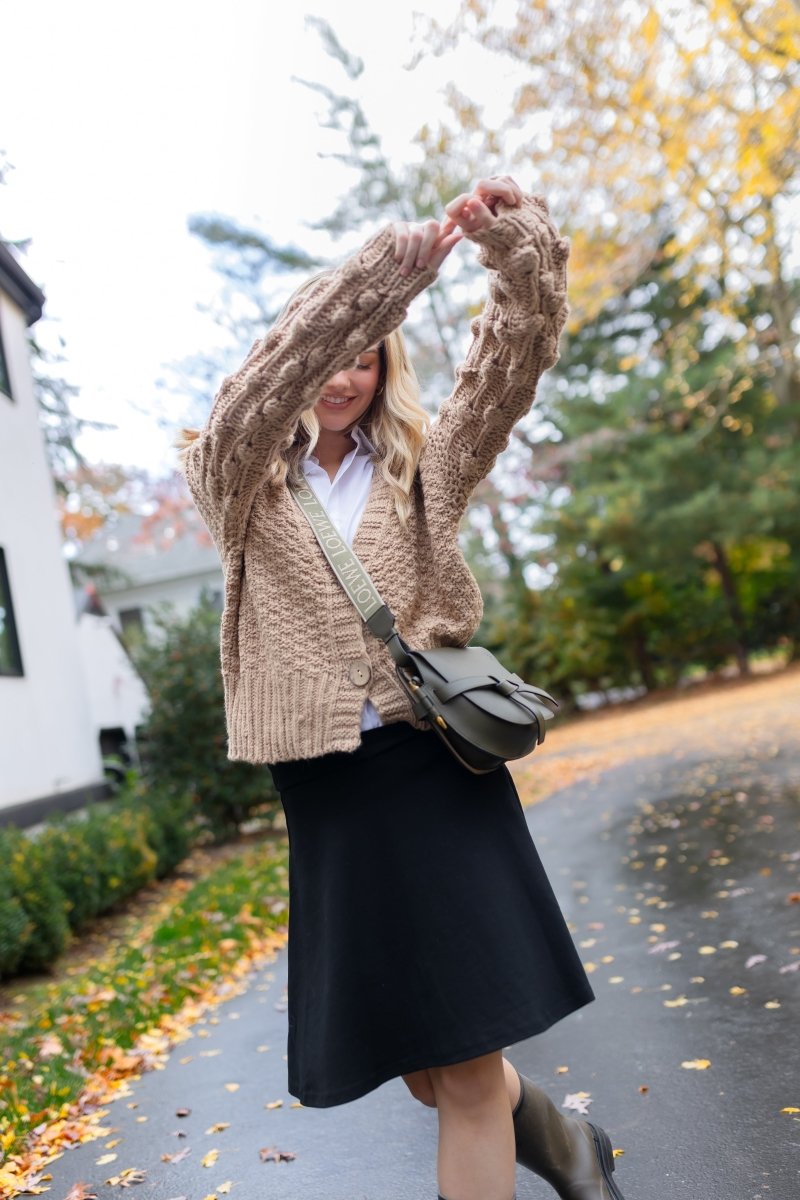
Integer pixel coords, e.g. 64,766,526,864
35,739,800,1200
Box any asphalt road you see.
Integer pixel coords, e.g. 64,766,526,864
38,740,800,1200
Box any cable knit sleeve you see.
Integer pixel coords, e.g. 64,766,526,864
419,193,570,529
183,225,438,549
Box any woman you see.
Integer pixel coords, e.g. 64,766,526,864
181,176,625,1200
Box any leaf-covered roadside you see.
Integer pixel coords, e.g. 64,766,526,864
0,840,289,1196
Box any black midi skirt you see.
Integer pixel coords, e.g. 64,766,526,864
267,720,595,1108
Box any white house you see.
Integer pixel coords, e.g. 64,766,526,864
71,506,224,641
0,240,107,826
75,584,150,765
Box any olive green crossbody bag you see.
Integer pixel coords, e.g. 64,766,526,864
288,479,558,775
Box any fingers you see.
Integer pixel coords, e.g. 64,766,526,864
393,218,443,276
445,193,497,233
474,175,523,211
429,226,464,271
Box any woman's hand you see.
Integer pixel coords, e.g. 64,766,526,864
445,175,523,234
392,218,463,276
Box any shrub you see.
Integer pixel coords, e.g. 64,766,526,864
0,836,31,978
37,817,104,932
80,804,158,911
116,776,198,878
131,592,281,842
0,827,71,975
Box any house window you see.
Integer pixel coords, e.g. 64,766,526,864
119,607,144,641
0,548,23,675
0,315,11,400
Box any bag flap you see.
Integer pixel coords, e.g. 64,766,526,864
409,645,557,725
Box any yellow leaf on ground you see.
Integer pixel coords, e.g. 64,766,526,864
681,1059,711,1070
95,1153,118,1165
265,1100,283,1109
224,1082,240,1092
201,1149,220,1168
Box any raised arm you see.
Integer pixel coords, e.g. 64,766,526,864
184,222,447,549
419,190,570,530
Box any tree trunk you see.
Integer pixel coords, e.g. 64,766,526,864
630,621,656,691
711,540,750,676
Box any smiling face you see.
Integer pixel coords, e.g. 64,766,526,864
314,343,383,432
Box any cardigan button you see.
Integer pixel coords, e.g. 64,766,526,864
349,659,372,687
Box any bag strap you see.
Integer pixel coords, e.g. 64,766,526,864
287,479,413,668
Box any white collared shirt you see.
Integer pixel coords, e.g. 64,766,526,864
301,425,384,732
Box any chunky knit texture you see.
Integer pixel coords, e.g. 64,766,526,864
184,193,570,764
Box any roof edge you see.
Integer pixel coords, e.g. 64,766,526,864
0,240,46,325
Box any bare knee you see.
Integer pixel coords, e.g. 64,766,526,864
428,1051,505,1112
402,1068,437,1108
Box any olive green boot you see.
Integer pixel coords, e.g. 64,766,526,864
511,1070,626,1199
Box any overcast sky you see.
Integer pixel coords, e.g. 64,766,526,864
1,0,517,477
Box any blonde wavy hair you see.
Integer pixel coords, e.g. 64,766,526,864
177,269,430,526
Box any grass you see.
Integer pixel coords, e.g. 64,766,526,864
0,836,289,1191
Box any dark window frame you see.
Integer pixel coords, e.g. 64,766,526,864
0,312,12,400
119,606,145,640
0,547,24,676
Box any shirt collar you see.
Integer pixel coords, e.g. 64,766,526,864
351,423,377,456
306,423,376,469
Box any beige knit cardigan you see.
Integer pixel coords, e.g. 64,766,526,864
183,193,570,764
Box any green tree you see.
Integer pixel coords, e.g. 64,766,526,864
132,592,281,843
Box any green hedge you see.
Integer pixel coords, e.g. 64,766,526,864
0,780,198,982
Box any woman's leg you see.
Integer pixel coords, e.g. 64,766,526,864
404,1059,626,1200
402,1057,521,1111
427,1050,516,1200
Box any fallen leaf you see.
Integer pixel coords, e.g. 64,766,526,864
95,1154,118,1166
265,1100,283,1110
161,1147,192,1164
205,1122,231,1134
612,1147,625,1157
175,1108,191,1118
729,986,747,996
36,1033,65,1059
648,941,680,955
781,1107,800,1114
562,1091,592,1114
63,1186,98,1200
638,1085,649,1093
764,1000,781,1009
259,1146,297,1163
224,1083,240,1093
555,1066,569,1075
681,1059,711,1070
105,1168,147,1187
745,955,767,969
201,1149,220,1168
217,1183,233,1194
